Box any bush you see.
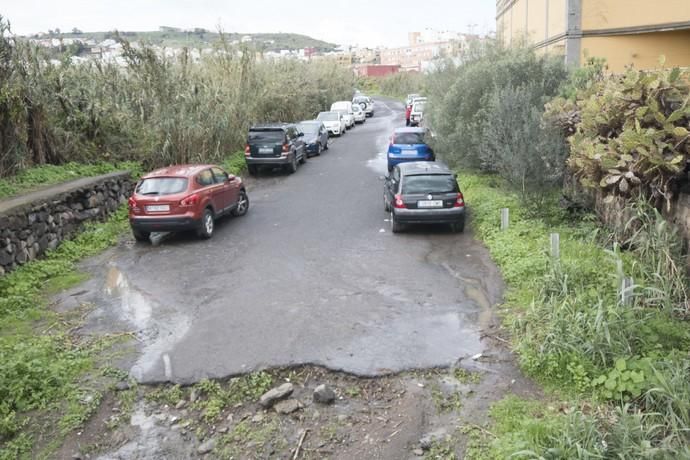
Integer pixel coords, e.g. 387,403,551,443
546,66,690,209
0,17,355,177
424,44,568,195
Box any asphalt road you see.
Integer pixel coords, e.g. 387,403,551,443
72,97,504,384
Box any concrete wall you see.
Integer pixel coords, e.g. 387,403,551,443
581,0,690,31
0,171,133,275
582,29,690,72
497,0,690,71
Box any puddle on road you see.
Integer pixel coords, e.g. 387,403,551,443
101,265,192,383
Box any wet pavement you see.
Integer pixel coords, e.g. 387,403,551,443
63,97,504,384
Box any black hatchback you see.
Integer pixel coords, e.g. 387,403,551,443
244,124,307,175
383,162,465,233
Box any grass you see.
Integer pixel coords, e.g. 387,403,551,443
0,161,141,200
0,204,133,459
460,171,690,458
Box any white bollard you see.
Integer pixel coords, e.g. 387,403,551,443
550,233,560,260
500,208,509,231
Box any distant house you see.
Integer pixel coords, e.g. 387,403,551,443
353,64,400,78
241,35,253,43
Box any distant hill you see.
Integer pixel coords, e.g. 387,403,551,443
34,29,337,52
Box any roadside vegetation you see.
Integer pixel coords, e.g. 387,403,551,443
0,15,354,178
419,42,690,457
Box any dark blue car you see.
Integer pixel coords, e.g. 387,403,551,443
387,127,435,172
298,121,329,157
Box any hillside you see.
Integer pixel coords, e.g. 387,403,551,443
33,29,337,51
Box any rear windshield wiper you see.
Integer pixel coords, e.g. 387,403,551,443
141,191,160,195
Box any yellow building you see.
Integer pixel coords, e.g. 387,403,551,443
497,0,690,72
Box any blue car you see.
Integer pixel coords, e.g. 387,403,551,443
298,121,329,157
387,127,435,172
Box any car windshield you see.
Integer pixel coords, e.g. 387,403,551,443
353,97,368,103
317,112,339,121
249,130,284,143
394,132,425,144
136,177,188,196
402,175,458,194
298,123,320,134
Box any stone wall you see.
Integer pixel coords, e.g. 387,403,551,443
0,171,133,276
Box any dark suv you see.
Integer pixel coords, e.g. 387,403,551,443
244,124,307,175
383,162,465,233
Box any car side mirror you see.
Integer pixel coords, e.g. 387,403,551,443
227,174,236,182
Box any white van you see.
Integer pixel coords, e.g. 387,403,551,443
330,101,355,129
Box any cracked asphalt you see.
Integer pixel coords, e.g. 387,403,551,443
65,97,504,384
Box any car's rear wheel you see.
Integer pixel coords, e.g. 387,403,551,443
451,218,465,233
324,140,329,150
232,190,249,217
197,209,214,239
132,229,150,243
288,155,298,173
248,165,258,176
391,212,403,233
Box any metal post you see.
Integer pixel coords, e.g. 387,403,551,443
500,208,509,231
621,277,634,306
550,233,560,259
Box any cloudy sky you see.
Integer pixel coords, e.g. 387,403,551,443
1,0,496,47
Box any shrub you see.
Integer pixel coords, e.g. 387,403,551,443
546,66,690,209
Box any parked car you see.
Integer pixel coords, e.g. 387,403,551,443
298,120,329,156
128,165,249,241
383,162,465,233
244,124,307,175
387,127,435,171
405,93,421,107
317,111,347,136
330,101,355,129
353,95,375,117
352,104,366,124
409,98,427,126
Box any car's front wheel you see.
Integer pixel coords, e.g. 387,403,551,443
231,190,249,217
132,229,150,243
316,143,322,156
299,149,307,164
384,194,391,212
197,209,215,239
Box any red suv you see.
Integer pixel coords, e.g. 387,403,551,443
128,164,249,242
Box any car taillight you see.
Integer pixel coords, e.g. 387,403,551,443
394,194,406,209
244,144,250,156
454,192,465,208
128,196,138,210
180,194,199,207
282,143,290,153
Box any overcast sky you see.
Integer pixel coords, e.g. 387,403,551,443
1,0,496,47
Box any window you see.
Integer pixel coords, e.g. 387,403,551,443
136,178,188,196
196,169,215,187
249,130,284,143
394,132,425,144
402,174,458,194
211,167,228,184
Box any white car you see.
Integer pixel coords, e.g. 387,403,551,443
353,95,375,117
317,111,347,136
352,104,366,124
330,101,355,129
410,98,427,126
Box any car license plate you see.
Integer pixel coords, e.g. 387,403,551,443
417,200,443,208
402,149,418,155
259,147,274,154
146,205,170,212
